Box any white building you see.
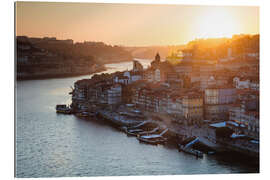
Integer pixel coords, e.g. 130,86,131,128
233,77,250,89
108,84,122,105
133,60,144,72
130,71,142,82
114,74,129,85
154,69,161,82
250,80,259,91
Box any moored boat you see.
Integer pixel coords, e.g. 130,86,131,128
138,127,159,136
56,104,71,114
136,134,167,145
126,129,144,136
178,144,203,158
76,111,96,117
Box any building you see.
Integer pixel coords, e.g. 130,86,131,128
216,76,229,87
166,95,183,117
73,79,91,102
166,72,181,82
154,68,164,82
233,76,259,91
199,64,216,74
133,60,143,72
229,104,259,139
114,70,143,85
190,72,201,83
143,68,154,82
199,74,213,90
233,77,250,89
181,49,193,60
182,92,203,124
174,63,193,75
107,84,122,105
151,53,161,68
130,71,143,83
242,111,259,139
114,74,129,85
204,86,237,120
250,78,259,91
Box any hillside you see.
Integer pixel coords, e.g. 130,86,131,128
16,36,133,79
125,45,186,60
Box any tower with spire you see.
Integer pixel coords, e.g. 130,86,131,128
155,52,160,62
151,52,161,68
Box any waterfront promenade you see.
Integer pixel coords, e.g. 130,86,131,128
94,105,258,157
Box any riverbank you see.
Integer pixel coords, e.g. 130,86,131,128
16,65,106,80
16,59,140,80
68,101,259,161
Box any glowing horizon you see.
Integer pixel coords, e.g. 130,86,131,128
16,2,259,46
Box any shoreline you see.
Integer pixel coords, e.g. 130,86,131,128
16,66,107,81
73,109,259,165
16,59,137,81
70,103,259,160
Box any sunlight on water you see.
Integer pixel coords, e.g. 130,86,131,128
90,59,152,78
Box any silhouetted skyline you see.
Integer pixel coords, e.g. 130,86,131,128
16,2,259,46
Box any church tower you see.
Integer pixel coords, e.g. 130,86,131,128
151,52,161,68
155,52,161,62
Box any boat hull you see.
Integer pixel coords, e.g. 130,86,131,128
178,144,203,158
136,136,166,145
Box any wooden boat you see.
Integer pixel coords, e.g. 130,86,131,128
126,129,144,136
56,104,71,114
178,144,203,158
76,111,96,117
136,134,167,145
138,127,159,136
207,151,215,155
118,126,128,132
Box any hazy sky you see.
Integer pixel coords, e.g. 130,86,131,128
16,2,259,46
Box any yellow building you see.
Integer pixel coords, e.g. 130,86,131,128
182,93,203,124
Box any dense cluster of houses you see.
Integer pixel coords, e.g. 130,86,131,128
72,51,259,140
72,77,122,107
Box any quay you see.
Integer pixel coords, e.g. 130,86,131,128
56,99,259,159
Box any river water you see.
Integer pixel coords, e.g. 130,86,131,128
16,59,258,178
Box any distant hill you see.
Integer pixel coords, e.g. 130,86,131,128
184,34,259,60
17,36,133,64
16,36,133,79
125,34,259,62
124,45,186,60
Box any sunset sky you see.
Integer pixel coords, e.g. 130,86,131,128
16,2,259,46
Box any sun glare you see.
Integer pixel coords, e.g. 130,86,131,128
193,8,239,39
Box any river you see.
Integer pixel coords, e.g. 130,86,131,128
15,59,258,177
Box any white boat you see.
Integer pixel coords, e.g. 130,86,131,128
126,129,144,136
137,134,167,145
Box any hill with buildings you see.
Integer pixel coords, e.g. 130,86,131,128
183,34,259,61
124,45,186,60
16,36,133,79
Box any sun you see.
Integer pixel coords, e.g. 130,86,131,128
193,8,240,39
